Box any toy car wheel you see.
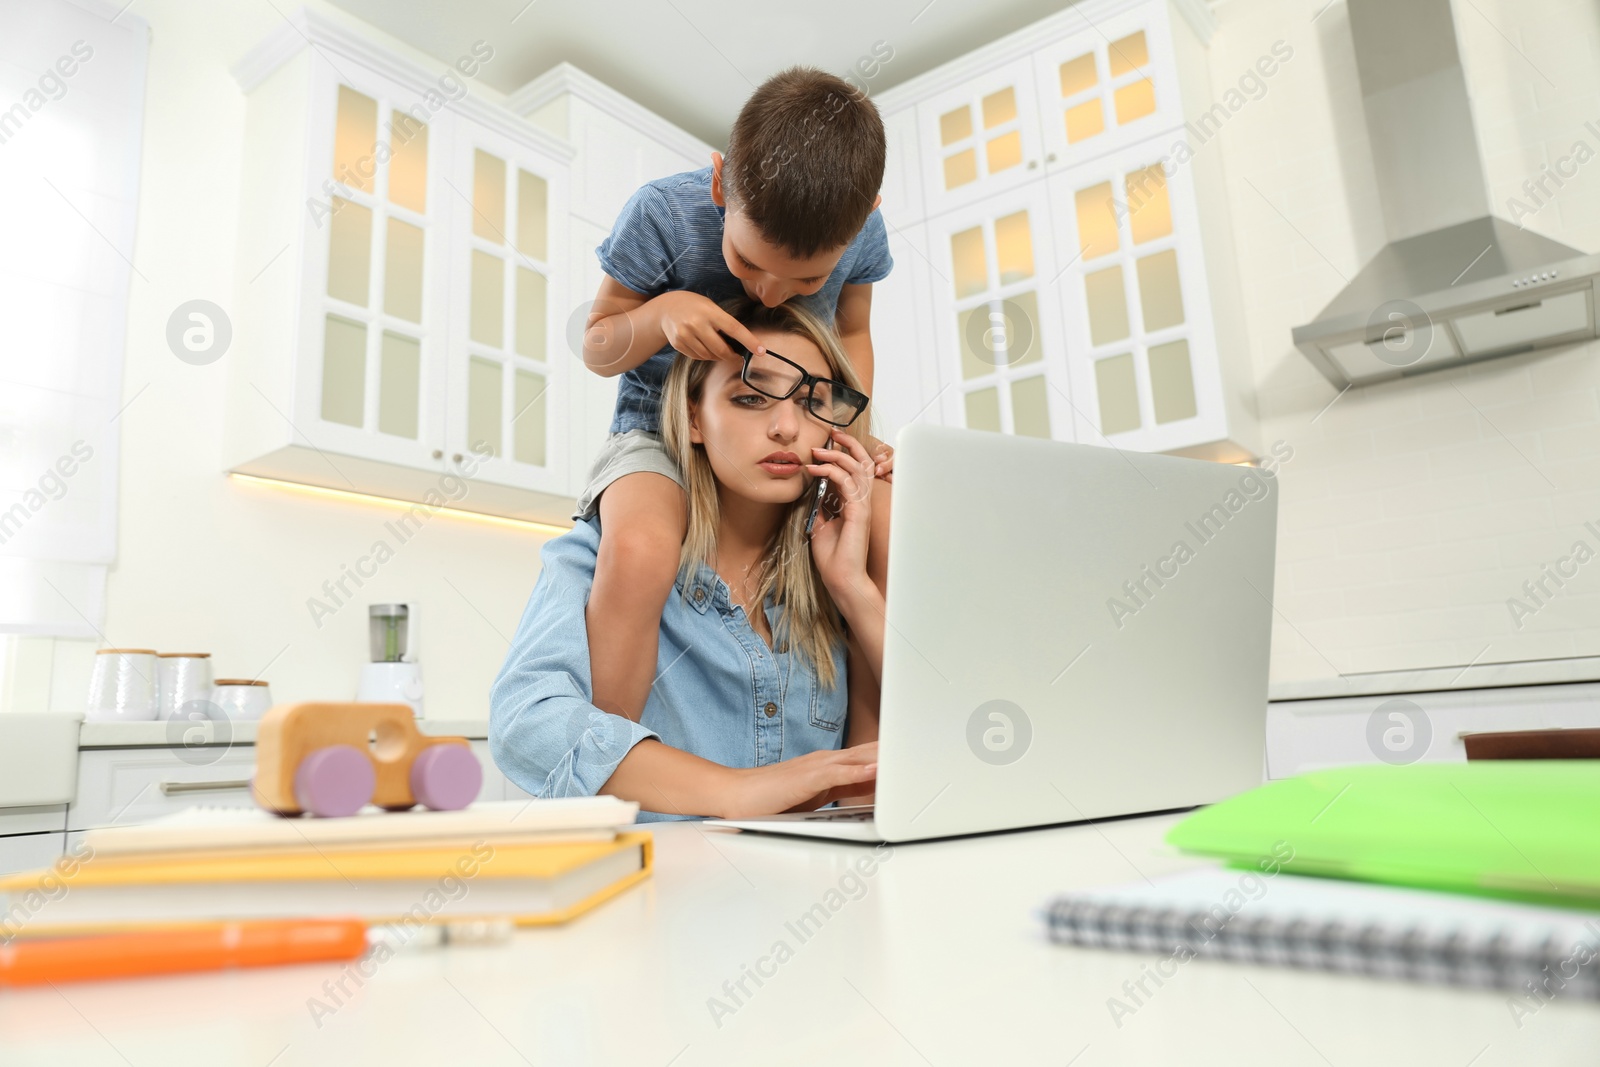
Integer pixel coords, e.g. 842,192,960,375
410,744,483,811
294,744,376,817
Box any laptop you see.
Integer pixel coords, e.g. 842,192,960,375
705,423,1278,843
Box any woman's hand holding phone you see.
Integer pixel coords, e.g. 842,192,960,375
804,428,875,602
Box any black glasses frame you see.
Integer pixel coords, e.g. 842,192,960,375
733,344,870,428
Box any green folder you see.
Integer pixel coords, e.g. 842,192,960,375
1166,761,1600,909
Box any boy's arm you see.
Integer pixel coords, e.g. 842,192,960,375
835,282,892,465
836,282,875,396
583,275,766,377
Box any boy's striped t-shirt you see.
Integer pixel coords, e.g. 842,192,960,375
595,166,894,435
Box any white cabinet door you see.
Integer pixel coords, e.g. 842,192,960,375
867,220,941,445
1030,2,1185,174
1046,139,1226,452
924,183,1074,442
445,119,571,496
913,63,1049,219
295,64,452,471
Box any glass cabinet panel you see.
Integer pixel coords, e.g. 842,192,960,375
333,86,377,194
317,80,433,453
384,218,424,323
938,194,1059,441
470,249,504,347
468,355,503,456
327,199,371,306
929,76,1033,200
1053,141,1203,446
461,140,557,478
473,150,507,239
517,170,548,259
1036,14,1173,168
321,315,366,428
513,369,547,466
1149,339,1196,424
1095,353,1139,435
965,387,1000,432
378,332,421,439
388,118,428,213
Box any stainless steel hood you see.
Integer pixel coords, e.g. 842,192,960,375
1291,0,1599,387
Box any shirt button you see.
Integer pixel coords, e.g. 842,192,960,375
763,702,777,718
693,589,705,603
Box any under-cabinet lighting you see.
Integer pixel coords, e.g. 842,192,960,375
228,473,572,536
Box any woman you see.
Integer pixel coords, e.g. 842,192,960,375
490,296,884,821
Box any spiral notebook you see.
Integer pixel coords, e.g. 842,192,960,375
1044,868,1600,999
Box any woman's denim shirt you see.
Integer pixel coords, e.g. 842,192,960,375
490,516,849,822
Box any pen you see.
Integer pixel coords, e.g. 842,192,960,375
0,917,517,987
0,919,368,987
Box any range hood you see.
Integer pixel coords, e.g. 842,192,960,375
1291,0,1599,387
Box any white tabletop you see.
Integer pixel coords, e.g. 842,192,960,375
2,812,1597,1066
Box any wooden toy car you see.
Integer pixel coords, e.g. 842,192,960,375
253,702,482,817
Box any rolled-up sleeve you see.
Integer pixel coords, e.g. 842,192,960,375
490,521,660,799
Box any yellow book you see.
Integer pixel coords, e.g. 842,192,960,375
0,832,652,937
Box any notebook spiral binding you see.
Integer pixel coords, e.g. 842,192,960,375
1044,898,1600,1000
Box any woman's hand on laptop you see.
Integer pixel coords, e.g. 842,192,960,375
722,742,878,819
655,291,765,363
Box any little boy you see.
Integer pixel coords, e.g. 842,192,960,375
577,66,895,723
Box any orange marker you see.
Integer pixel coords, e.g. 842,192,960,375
0,919,368,986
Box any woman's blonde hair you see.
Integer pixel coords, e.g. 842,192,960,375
659,296,869,692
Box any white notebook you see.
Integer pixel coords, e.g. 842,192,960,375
84,797,640,857
1044,868,1600,1001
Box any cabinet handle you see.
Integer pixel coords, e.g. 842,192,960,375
432,449,444,460
452,453,463,463
160,778,252,796
1046,153,1057,163
1027,160,1038,169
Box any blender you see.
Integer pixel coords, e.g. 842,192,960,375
357,603,424,716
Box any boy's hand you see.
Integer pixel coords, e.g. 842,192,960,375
656,291,766,363
871,442,893,483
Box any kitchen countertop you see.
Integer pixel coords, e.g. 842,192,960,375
1269,655,1600,702
77,717,490,748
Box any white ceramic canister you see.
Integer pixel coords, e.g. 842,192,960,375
157,652,214,720
86,649,159,722
212,679,273,721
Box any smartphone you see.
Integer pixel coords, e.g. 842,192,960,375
804,478,829,538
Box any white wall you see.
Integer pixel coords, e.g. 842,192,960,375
1205,0,1600,681
4,0,558,717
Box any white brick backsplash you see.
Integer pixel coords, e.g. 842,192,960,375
1209,0,1600,682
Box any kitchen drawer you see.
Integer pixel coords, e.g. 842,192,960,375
0,832,65,876
68,747,260,832
0,805,68,837
1266,680,1600,778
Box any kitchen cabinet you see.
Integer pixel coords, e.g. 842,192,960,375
224,12,577,524
509,63,719,489
872,0,1260,463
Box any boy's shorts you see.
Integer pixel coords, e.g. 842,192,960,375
572,429,687,522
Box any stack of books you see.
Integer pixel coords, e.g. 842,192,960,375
1,797,649,937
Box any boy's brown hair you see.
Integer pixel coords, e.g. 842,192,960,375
723,66,887,259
